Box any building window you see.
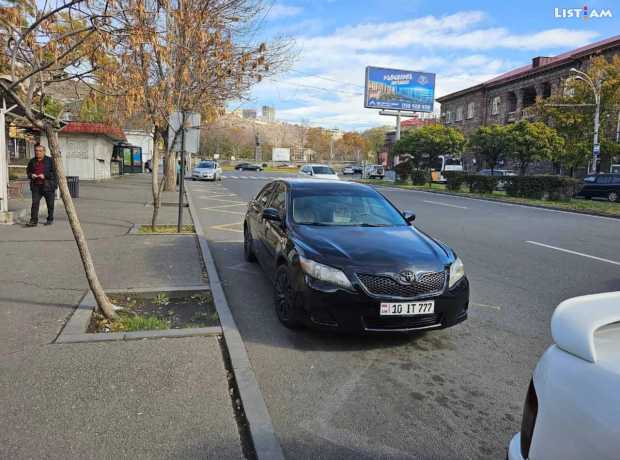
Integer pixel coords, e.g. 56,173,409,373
467,102,475,119
456,106,463,122
491,96,501,115
445,111,453,123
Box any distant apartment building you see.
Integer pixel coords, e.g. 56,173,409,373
262,106,276,122
436,35,620,135
242,109,257,119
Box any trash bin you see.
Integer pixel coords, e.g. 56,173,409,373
66,176,79,198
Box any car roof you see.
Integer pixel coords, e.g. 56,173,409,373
279,178,374,192
305,163,334,168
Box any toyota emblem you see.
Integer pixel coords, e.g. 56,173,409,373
399,271,416,284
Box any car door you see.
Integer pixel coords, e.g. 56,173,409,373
247,183,275,263
262,182,288,277
594,175,612,197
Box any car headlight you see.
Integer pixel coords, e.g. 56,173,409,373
448,257,465,289
299,256,352,290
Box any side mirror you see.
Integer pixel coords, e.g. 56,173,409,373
402,211,416,223
262,207,281,222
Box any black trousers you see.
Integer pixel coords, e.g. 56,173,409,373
31,184,55,223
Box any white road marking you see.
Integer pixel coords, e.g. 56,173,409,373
526,241,620,266
422,200,468,209
210,222,244,233
472,303,502,311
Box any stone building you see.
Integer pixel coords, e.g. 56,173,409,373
437,35,620,136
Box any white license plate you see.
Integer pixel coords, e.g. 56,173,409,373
380,301,435,316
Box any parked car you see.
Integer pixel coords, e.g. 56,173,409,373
235,162,263,171
577,174,620,202
298,164,340,180
243,179,469,332
352,165,363,174
192,160,222,181
508,292,620,460
342,166,355,175
478,169,516,190
364,164,385,179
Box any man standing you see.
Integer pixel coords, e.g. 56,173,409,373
26,144,57,227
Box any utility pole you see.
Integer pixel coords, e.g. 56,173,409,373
395,111,401,141
177,111,186,233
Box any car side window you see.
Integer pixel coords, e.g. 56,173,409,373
268,183,286,214
255,184,274,208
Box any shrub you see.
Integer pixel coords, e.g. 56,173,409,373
411,169,429,185
504,176,580,201
393,160,413,182
443,171,467,191
465,175,498,194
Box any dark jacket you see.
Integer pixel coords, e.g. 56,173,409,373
27,156,57,192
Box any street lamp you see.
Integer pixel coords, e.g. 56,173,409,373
569,67,602,174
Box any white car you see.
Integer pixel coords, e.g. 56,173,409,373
192,160,222,181
508,292,620,460
298,164,340,180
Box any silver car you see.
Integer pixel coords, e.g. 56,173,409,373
192,160,222,181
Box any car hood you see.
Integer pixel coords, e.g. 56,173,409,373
194,168,215,173
291,225,453,273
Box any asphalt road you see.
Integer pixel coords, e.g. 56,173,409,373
187,171,620,460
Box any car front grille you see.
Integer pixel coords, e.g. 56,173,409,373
363,313,442,331
357,271,446,298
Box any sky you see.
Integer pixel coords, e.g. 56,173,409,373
237,0,620,131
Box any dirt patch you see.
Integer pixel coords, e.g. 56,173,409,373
138,224,195,234
88,291,217,333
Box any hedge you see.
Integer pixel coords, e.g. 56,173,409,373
393,161,413,183
443,171,467,191
411,169,429,185
504,176,580,201
465,175,498,194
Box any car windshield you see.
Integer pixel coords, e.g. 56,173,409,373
583,175,596,183
292,192,406,227
311,166,335,175
198,161,215,168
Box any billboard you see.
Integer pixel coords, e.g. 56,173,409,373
272,147,291,162
365,66,435,112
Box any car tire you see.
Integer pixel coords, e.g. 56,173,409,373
243,225,257,262
609,191,619,202
273,265,304,329
192,178,196,181
584,195,592,200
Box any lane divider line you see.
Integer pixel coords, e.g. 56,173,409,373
526,241,620,266
422,200,468,209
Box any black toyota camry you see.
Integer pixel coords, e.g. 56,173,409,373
243,179,469,333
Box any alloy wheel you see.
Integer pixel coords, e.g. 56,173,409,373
609,192,618,203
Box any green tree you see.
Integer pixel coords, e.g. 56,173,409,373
362,127,386,160
468,125,513,173
508,121,564,175
392,125,465,170
537,55,620,173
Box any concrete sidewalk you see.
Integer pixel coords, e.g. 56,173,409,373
0,175,244,459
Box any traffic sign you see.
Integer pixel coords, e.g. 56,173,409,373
593,144,600,156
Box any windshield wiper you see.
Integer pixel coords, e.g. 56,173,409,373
301,222,331,226
357,223,390,227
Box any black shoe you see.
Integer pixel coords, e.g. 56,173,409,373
26,221,38,227
44,220,54,226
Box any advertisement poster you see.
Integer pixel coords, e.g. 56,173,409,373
365,66,435,112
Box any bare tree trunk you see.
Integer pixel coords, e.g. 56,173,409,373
151,140,162,229
45,125,118,319
163,150,176,191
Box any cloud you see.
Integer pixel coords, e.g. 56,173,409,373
266,3,303,21
244,10,602,130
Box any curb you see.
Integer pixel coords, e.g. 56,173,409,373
366,182,620,220
56,285,219,344
127,223,196,235
186,184,285,460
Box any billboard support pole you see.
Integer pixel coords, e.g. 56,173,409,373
395,111,401,141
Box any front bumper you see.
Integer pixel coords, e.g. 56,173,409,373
193,173,215,180
295,273,469,333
